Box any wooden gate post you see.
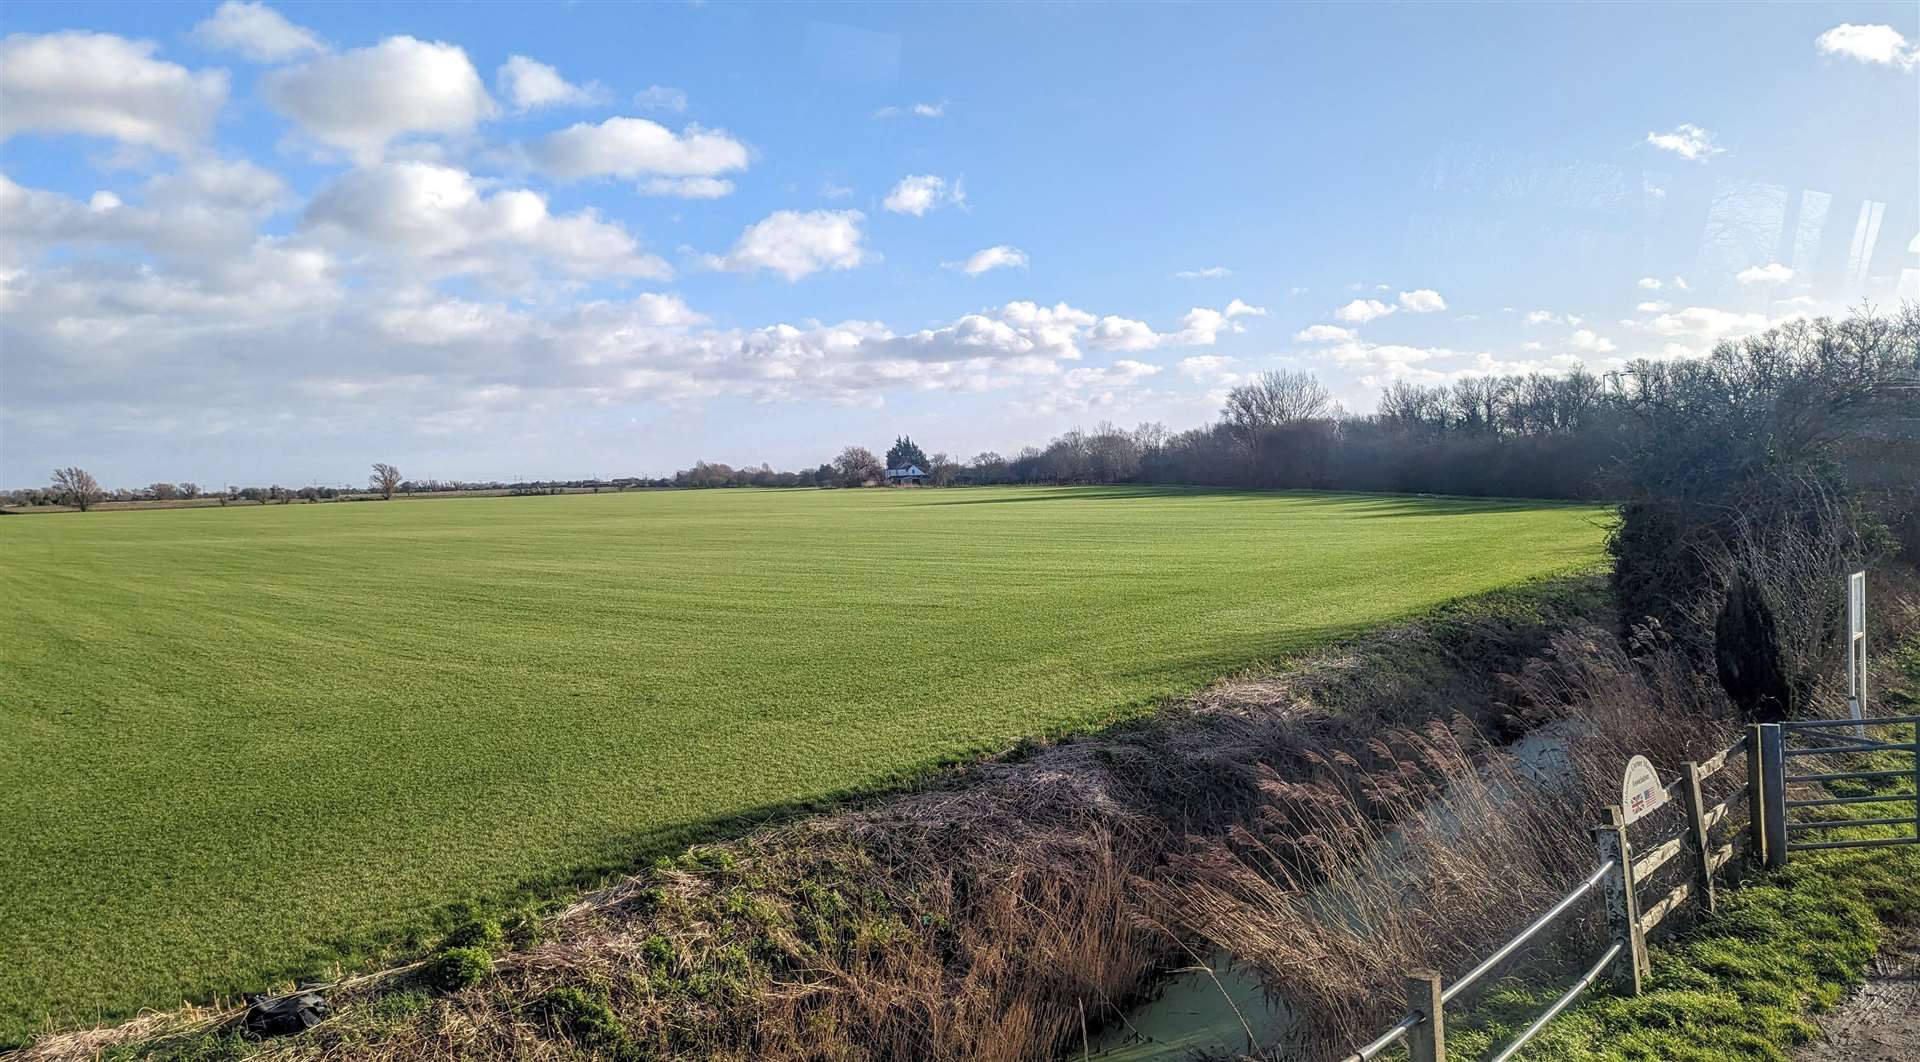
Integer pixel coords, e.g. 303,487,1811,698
1591,805,1646,996
1405,970,1445,1062
1746,724,1767,867
1760,724,1788,868
1680,761,1716,914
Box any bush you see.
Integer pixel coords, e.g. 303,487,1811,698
443,917,504,953
535,987,631,1054
419,946,490,993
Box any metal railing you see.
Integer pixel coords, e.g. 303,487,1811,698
1761,715,1920,864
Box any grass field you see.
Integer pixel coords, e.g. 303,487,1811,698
0,486,1605,1041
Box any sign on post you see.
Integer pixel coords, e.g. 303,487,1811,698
1621,755,1667,825
1846,572,1867,737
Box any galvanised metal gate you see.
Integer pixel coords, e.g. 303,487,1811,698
1758,715,1920,865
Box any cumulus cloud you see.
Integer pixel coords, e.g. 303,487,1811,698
1524,310,1562,325
882,174,964,216
1174,266,1232,279
1815,24,1917,68
301,161,669,284
526,116,749,181
1645,123,1722,161
1737,262,1794,285
945,245,1027,276
1294,324,1356,343
1567,329,1616,353
497,55,607,111
1396,288,1447,313
1644,306,1772,338
190,2,324,62
1334,298,1394,323
702,209,868,281
1637,300,1670,313
0,31,228,153
633,85,689,113
638,176,734,199
262,37,494,162
1637,277,1664,290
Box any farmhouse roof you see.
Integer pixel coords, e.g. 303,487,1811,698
886,464,927,477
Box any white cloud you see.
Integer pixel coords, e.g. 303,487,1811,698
301,161,668,284
945,245,1028,276
819,180,853,199
262,37,494,163
1178,355,1239,380
1637,277,1663,290
1294,324,1356,343
1644,306,1772,338
1174,266,1232,279
1645,123,1722,161
1524,310,1561,325
1088,315,1159,351
1225,298,1267,318
633,85,689,113
190,2,323,62
702,209,868,281
0,31,228,153
1815,24,1917,69
1737,262,1795,285
527,116,749,181
1334,298,1394,323
497,55,607,111
1567,329,1616,353
1636,300,1670,313
882,174,964,216
1673,275,1690,290
1397,288,1447,313
638,176,734,199
874,101,945,118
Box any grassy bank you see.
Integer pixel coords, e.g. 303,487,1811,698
1443,647,1920,1061
0,486,1604,1042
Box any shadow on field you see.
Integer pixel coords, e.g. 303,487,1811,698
913,487,1588,518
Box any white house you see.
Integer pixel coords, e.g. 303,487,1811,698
884,464,929,486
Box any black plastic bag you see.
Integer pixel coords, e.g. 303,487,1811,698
243,991,329,1037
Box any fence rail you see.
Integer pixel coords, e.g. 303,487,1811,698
1339,730,1755,1062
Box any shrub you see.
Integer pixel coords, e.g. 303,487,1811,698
535,987,630,1054
443,917,504,953
419,946,490,993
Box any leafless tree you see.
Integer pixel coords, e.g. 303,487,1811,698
149,482,178,501
50,467,104,511
831,446,883,487
178,482,201,499
1223,370,1332,432
370,462,402,501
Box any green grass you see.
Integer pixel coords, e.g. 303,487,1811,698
0,485,1605,1042
1440,649,1920,1061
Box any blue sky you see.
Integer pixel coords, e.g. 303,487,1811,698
2,1,1915,487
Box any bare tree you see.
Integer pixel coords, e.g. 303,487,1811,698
831,446,884,487
50,467,104,511
1223,370,1332,431
178,482,201,499
149,482,178,501
370,462,402,501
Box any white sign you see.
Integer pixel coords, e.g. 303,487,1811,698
1849,572,1866,641
1621,755,1667,825
1846,571,1867,735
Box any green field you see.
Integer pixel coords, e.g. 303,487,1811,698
0,486,1605,1040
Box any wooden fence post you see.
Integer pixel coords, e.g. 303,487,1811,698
1405,970,1444,1062
1760,724,1788,868
1746,724,1767,867
1591,805,1645,996
1680,761,1716,915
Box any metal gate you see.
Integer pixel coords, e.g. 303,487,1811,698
1758,715,1920,865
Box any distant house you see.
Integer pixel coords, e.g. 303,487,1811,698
885,464,929,486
